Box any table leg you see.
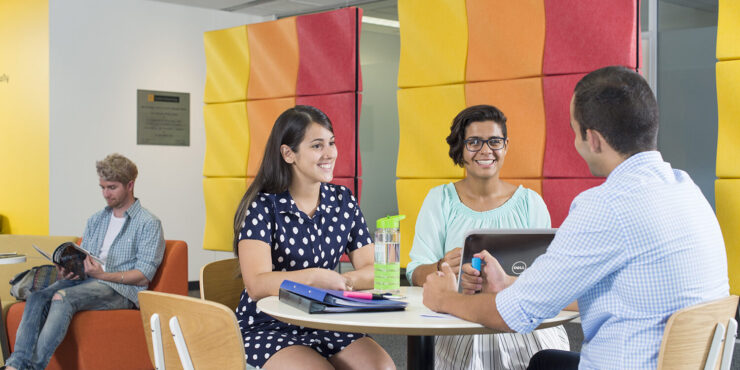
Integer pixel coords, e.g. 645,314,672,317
407,335,434,370
1,297,9,361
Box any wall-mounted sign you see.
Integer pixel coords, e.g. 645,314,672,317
137,89,189,146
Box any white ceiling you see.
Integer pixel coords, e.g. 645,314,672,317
146,0,715,22
148,0,398,19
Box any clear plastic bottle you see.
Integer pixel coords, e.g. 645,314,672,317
374,215,405,293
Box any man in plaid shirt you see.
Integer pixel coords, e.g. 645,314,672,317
5,153,165,370
423,66,728,369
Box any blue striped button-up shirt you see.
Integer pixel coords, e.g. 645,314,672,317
80,199,165,306
496,151,729,369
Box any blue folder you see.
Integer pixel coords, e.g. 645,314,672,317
278,280,407,313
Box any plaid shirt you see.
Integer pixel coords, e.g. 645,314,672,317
497,151,729,369
80,199,164,306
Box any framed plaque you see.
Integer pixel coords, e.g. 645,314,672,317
137,89,190,146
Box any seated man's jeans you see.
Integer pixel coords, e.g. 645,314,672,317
527,349,580,370
5,279,134,370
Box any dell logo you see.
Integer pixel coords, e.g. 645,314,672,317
512,261,527,275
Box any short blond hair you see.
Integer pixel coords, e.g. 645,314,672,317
96,153,138,184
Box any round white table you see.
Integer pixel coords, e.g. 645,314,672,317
0,254,26,264
258,286,579,369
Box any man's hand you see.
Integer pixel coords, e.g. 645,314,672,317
422,262,458,312
459,262,482,294
83,255,104,279
476,250,513,293
57,265,79,280
439,247,462,277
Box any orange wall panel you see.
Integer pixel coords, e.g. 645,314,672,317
247,17,299,100
466,0,545,82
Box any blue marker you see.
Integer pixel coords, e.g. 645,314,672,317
472,257,482,272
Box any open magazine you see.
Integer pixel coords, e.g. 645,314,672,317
32,242,103,279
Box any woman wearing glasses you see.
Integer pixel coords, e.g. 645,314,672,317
406,105,569,369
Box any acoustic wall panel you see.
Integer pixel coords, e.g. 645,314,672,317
204,9,362,253
296,8,362,96
542,178,605,228
397,84,466,179
397,178,456,267
296,92,359,178
504,179,543,197
203,177,250,251
542,73,593,178
245,97,296,177
397,0,468,88
717,0,740,61
465,77,546,179
465,0,545,82
716,179,740,295
543,0,638,75
716,60,740,178
246,17,299,100
203,102,249,177
203,25,249,103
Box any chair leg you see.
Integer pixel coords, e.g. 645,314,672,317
720,319,738,370
150,314,166,370
705,323,726,370
170,317,195,370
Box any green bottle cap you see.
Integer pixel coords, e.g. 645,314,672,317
376,214,406,229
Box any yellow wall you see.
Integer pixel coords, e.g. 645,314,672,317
0,0,49,234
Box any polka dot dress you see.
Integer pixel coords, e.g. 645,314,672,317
236,184,374,368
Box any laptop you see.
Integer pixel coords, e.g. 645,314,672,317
457,228,557,291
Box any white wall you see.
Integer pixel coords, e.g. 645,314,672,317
49,0,269,280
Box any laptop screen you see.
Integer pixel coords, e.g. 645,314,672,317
457,228,556,291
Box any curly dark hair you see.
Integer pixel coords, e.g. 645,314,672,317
446,105,507,167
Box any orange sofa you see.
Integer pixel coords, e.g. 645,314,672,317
5,240,188,370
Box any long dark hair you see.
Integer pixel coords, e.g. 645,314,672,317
232,105,334,254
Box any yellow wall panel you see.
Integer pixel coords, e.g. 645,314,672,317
203,102,249,177
0,0,48,234
398,0,468,88
397,178,456,268
717,0,740,61
716,179,740,295
466,0,545,81
397,84,466,178
716,60,740,177
203,25,249,103
203,177,251,251
465,78,546,178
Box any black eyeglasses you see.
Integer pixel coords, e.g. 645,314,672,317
464,136,507,152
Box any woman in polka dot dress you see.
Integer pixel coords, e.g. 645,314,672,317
231,105,395,369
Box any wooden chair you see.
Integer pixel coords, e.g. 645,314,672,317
139,291,247,370
199,257,243,311
657,295,739,370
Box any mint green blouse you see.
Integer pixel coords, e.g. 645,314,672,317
406,183,551,283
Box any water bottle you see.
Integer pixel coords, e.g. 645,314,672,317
374,215,405,293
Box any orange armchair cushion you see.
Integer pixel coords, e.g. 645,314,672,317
5,240,188,370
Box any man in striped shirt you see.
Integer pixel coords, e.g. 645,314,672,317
423,66,729,369
5,154,165,370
